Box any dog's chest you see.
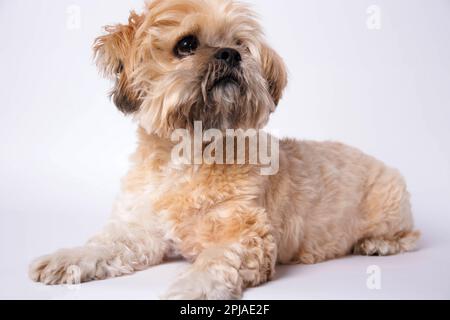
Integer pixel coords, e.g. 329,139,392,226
150,164,263,260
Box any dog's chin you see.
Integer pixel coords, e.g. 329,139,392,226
196,75,271,132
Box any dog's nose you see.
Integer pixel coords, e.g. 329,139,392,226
215,48,241,67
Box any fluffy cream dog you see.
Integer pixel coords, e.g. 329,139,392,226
29,0,420,299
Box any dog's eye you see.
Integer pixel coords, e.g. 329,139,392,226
174,35,199,58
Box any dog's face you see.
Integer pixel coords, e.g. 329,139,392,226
94,0,287,137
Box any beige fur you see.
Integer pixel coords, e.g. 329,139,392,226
29,0,420,299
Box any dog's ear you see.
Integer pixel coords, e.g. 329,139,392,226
93,12,142,114
260,43,288,106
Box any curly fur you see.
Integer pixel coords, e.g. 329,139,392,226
30,0,420,300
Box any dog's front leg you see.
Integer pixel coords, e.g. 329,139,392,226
29,218,168,285
163,208,277,300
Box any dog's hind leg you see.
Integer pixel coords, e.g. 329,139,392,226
353,230,420,256
354,166,420,256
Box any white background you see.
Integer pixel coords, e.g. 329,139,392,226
1,0,449,299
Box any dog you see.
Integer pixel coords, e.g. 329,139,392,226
29,0,420,299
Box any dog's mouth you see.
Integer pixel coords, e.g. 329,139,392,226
212,74,240,88
202,64,244,98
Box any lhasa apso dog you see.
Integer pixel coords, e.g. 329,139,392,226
30,0,420,299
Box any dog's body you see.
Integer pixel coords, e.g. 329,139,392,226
30,0,419,299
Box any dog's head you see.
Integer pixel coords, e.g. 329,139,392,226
94,0,287,137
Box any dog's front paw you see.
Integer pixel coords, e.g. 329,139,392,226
162,269,241,300
29,247,131,285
